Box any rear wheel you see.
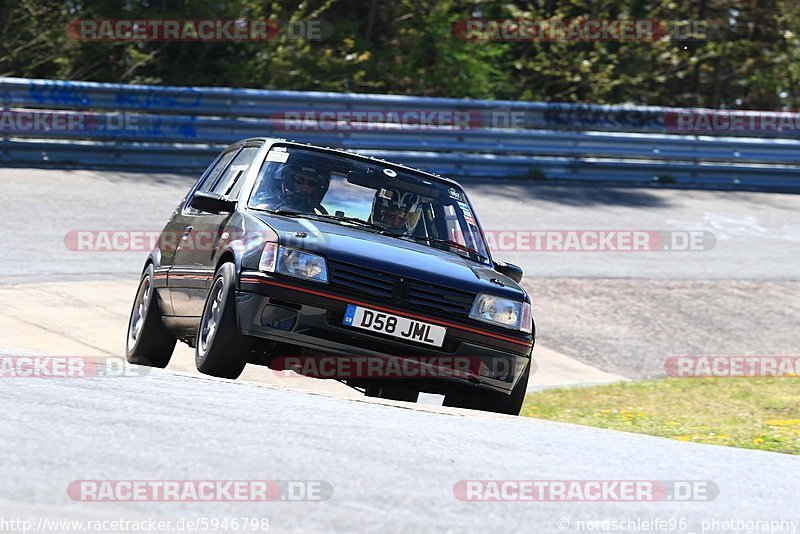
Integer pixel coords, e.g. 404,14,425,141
126,265,176,367
195,263,252,379
444,360,531,415
364,386,420,403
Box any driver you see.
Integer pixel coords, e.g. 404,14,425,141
271,160,331,213
370,188,422,235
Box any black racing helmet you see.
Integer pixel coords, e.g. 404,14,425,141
279,155,332,209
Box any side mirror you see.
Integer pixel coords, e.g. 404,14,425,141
494,260,523,283
190,191,236,214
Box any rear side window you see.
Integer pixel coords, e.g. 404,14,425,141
199,149,239,193
210,146,259,199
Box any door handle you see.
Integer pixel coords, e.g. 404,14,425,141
182,226,193,241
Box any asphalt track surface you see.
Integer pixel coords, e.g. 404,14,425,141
2,168,800,532
2,363,799,533
3,169,800,282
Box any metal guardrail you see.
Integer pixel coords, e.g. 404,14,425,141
2,77,799,191
0,77,673,131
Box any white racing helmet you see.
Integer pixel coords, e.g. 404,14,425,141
371,188,423,234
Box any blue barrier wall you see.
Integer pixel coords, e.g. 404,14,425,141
2,77,799,191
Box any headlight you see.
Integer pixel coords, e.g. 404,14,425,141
259,244,328,283
469,293,532,333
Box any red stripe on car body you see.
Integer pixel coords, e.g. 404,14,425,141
239,275,532,348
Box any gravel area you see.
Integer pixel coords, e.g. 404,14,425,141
523,278,800,379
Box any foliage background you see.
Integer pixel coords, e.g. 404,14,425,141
1,0,798,109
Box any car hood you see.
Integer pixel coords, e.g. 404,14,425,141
253,213,526,300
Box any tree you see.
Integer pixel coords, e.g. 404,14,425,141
1,0,797,109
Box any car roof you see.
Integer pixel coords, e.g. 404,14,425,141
239,137,465,189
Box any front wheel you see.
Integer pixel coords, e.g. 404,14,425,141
444,360,531,415
195,263,252,379
126,265,176,367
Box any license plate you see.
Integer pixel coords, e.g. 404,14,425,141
342,305,446,347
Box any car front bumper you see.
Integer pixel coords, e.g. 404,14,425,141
236,272,534,396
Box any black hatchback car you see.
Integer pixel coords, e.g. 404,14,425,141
126,139,535,415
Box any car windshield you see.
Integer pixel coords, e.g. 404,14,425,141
248,146,490,263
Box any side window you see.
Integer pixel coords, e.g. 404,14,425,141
443,202,488,259
443,204,463,243
210,146,259,199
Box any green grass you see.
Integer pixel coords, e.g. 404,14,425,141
522,377,800,455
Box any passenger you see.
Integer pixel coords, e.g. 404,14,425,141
370,188,422,235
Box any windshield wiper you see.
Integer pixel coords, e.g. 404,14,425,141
412,236,488,261
252,208,306,217
254,210,403,236
312,214,405,236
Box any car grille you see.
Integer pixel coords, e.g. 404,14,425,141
327,261,396,300
407,283,475,315
327,260,476,316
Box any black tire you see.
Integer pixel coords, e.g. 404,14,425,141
195,263,252,379
126,264,176,367
443,360,531,416
364,386,420,403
